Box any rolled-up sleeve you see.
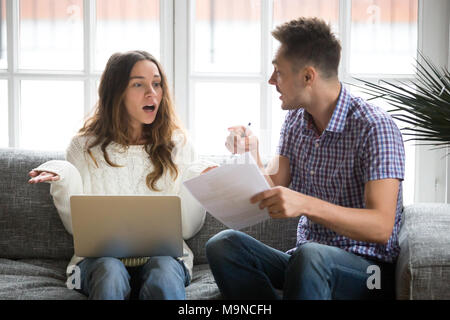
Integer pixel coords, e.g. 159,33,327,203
361,118,405,183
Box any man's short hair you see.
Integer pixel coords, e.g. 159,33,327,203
272,17,341,78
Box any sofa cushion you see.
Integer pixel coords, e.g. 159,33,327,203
0,149,73,260
186,264,221,300
0,258,218,300
396,203,450,300
0,258,85,300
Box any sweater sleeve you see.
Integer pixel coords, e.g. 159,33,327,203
174,132,217,240
32,136,85,234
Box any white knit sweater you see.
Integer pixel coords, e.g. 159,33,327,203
34,130,215,281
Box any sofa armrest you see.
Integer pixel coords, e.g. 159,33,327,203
396,203,450,300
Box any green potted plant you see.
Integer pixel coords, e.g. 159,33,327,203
353,53,450,150
354,55,450,302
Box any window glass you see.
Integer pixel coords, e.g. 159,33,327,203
350,0,418,74
271,87,287,155
20,80,84,150
273,0,339,28
193,82,260,155
95,0,160,71
272,0,339,53
0,0,6,69
19,0,84,70
193,0,261,73
271,0,339,153
0,80,7,147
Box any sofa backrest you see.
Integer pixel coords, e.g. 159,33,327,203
0,148,299,263
0,148,74,260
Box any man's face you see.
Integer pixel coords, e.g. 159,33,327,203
268,49,304,110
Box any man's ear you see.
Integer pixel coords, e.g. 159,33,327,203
303,66,316,85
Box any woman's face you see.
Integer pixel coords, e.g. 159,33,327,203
124,60,163,131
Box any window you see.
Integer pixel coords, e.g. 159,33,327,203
271,0,340,156
177,0,419,204
95,0,161,71
0,79,7,147
350,0,418,74
0,0,6,69
19,0,84,70
20,80,84,150
0,0,167,150
347,0,418,205
1,0,448,204
180,0,419,156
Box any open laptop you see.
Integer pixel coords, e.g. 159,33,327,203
70,195,183,258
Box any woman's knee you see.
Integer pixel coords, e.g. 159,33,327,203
145,256,180,272
88,257,128,277
139,257,186,299
79,257,130,299
141,256,185,282
80,257,128,275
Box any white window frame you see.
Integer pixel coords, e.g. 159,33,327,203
174,0,425,154
0,0,174,148
174,0,450,204
1,0,449,203
174,0,276,158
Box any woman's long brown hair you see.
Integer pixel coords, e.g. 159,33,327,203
79,50,184,191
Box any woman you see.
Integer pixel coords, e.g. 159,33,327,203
28,50,216,300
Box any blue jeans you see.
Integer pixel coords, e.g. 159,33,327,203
205,230,395,300
76,256,190,300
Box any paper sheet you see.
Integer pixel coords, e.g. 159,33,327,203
183,153,271,230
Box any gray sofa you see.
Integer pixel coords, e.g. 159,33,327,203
1,148,449,300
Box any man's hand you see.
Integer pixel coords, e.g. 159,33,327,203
225,125,258,155
250,186,309,219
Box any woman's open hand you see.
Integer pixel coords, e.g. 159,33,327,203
28,170,60,184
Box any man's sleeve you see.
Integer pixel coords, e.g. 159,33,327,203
361,118,405,183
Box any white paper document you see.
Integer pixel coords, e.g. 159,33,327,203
183,153,271,230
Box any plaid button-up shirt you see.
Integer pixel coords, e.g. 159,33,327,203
279,85,405,263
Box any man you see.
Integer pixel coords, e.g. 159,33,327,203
205,17,405,300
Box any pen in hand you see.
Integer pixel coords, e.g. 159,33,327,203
227,122,252,158
242,122,252,137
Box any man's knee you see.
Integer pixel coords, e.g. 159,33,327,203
206,229,243,257
288,242,334,271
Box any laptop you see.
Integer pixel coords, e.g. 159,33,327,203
70,195,183,258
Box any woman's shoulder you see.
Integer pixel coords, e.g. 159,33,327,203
66,135,103,161
68,134,96,151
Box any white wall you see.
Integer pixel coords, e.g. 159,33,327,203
447,19,450,203
415,0,450,203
